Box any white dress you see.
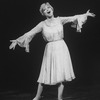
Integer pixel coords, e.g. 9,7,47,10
37,17,75,85
10,14,88,85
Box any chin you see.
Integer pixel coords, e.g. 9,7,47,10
48,14,53,17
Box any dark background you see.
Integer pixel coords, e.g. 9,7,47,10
0,0,99,94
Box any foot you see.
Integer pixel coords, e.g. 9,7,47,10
58,98,63,100
32,96,41,100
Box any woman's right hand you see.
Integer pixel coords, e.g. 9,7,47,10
9,40,17,50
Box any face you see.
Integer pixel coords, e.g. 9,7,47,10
43,5,53,18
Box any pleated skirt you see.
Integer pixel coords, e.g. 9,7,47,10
37,39,75,85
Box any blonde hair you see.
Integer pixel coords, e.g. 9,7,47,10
39,2,54,16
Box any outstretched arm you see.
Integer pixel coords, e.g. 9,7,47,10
9,21,43,52
59,10,95,32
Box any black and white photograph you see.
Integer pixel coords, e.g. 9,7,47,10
0,0,99,100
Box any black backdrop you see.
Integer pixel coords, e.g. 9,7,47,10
0,0,99,93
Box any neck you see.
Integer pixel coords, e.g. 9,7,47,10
47,15,54,21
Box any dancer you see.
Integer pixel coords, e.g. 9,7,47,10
9,2,95,100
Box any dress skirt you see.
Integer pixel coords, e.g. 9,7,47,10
37,39,75,85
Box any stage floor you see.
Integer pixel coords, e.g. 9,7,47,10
0,85,100,100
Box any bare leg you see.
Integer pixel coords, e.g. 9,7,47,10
33,83,43,100
58,83,64,100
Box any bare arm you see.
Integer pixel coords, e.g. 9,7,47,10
9,21,43,52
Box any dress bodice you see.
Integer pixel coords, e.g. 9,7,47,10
42,17,64,42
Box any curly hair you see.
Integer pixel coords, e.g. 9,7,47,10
39,2,54,16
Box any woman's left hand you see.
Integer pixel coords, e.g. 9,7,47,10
86,9,96,17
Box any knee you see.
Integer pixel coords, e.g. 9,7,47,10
58,82,64,87
61,83,64,87
39,83,44,87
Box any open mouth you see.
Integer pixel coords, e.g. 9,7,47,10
47,11,51,14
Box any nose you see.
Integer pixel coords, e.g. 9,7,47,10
47,9,50,11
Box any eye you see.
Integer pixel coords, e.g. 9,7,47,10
43,9,47,13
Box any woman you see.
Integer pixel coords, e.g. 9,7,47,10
9,2,95,100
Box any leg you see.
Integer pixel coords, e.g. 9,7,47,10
58,83,64,100
33,83,43,100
